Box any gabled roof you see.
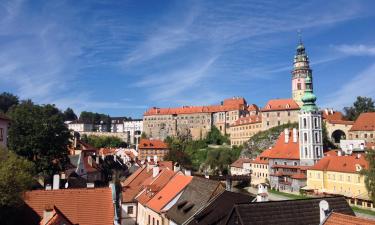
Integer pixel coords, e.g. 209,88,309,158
230,158,252,168
350,112,375,131
139,139,168,149
187,191,254,225
24,188,114,225
251,149,272,165
225,197,354,225
308,153,368,173
323,212,375,225
40,206,75,225
146,174,193,213
121,166,153,202
136,169,176,205
267,131,300,160
166,177,225,225
261,98,300,112
247,104,259,112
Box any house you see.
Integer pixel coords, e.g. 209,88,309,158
229,114,262,146
139,173,193,225
306,150,372,209
124,119,143,146
67,120,94,132
69,139,97,156
268,129,308,192
230,158,252,175
323,212,375,225
166,177,225,225
322,109,353,144
261,98,300,129
138,139,169,161
0,114,10,148
223,197,354,225
68,153,103,184
250,149,271,186
23,187,117,225
186,191,254,225
349,112,375,143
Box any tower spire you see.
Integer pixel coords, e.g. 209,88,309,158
301,74,318,112
298,29,302,45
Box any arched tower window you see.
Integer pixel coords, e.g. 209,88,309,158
315,132,319,143
297,83,301,90
305,147,308,158
316,147,320,158
303,118,307,128
314,118,318,128
304,133,307,142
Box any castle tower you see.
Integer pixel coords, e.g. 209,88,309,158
298,75,323,166
292,38,312,106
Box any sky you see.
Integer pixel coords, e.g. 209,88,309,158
1,0,375,118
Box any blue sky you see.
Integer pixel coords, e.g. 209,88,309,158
1,0,375,118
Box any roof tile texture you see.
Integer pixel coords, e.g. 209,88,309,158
261,98,300,112
350,112,375,131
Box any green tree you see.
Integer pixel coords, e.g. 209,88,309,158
363,150,375,203
322,121,336,149
206,126,230,145
7,100,71,177
0,92,19,113
344,96,375,121
0,149,34,207
63,107,78,121
86,135,126,148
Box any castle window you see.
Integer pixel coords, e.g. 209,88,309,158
314,118,318,128
304,147,308,157
315,132,319,143
304,133,308,142
303,118,307,128
297,83,301,90
315,147,320,157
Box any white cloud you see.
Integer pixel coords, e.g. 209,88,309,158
334,44,375,56
321,63,375,110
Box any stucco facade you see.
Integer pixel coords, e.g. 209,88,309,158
229,115,262,146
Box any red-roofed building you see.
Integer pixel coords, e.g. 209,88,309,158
230,158,252,175
250,149,271,185
322,109,354,144
306,153,373,209
229,115,262,146
323,212,375,225
23,188,116,225
143,97,249,140
137,173,193,225
261,98,300,129
349,112,375,143
138,139,169,161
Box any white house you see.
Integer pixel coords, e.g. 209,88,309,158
67,121,94,132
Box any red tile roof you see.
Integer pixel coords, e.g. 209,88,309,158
350,112,375,131
290,173,307,179
324,212,375,225
309,154,368,173
24,188,114,225
251,149,272,165
231,158,252,168
267,131,300,160
146,174,193,213
121,167,153,202
261,99,300,112
139,139,168,149
40,206,74,225
136,169,176,205
144,98,246,116
247,104,259,112
232,115,262,126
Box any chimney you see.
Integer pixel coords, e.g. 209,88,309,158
147,156,151,162
329,109,333,114
360,143,364,150
52,174,60,190
324,109,328,115
284,129,290,143
45,184,52,190
357,154,361,159
319,200,330,223
256,184,269,202
42,207,54,225
153,155,158,164
338,150,342,156
87,183,95,188
184,169,191,176
174,163,181,172
293,128,298,143
152,165,159,178
88,156,93,167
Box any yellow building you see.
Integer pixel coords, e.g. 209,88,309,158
250,148,271,186
229,115,262,146
306,151,372,209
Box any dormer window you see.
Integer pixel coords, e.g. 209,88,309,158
286,104,290,109
356,164,362,172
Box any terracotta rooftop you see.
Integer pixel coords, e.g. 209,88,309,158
139,139,168,149
350,112,375,131
144,97,246,116
121,166,153,203
230,158,252,168
24,188,114,225
267,131,300,160
324,212,375,225
232,115,262,126
136,169,176,205
247,104,259,112
309,153,368,173
146,174,193,213
40,206,74,225
261,98,300,112
251,149,272,165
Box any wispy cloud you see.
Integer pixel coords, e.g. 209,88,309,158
334,44,375,56
321,63,375,110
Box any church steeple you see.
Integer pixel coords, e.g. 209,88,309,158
291,35,312,106
301,75,318,112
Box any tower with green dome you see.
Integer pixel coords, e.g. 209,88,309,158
291,38,312,106
298,71,323,166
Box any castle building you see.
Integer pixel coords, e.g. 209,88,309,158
292,40,312,106
261,98,300,130
229,114,262,146
298,74,323,166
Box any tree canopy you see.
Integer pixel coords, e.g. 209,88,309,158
81,135,126,148
363,150,375,203
0,92,19,113
63,107,78,121
7,100,71,177
206,126,230,145
0,149,34,207
79,111,111,124
344,96,375,121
